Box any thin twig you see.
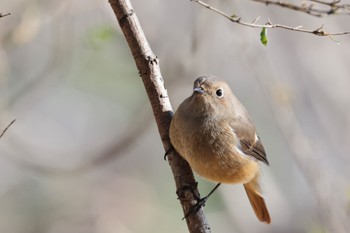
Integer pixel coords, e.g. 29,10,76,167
0,12,11,18
308,0,340,6
191,0,350,37
252,0,350,17
0,119,16,139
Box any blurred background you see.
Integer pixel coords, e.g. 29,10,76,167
1,0,350,232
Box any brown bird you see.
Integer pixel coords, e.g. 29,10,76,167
169,75,271,223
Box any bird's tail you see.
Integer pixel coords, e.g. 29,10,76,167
243,176,271,224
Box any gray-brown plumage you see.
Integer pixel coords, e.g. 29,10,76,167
169,75,271,224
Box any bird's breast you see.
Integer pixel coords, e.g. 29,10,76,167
170,114,258,184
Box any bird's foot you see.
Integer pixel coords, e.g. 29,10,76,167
182,183,221,219
182,196,208,219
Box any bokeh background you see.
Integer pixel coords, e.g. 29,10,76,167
1,0,350,232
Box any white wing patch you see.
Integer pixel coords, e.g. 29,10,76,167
254,133,259,143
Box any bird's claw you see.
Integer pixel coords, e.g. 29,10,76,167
164,145,174,160
182,196,208,220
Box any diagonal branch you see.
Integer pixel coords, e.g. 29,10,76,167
0,12,11,18
252,0,350,17
192,0,350,38
0,119,16,139
108,0,211,232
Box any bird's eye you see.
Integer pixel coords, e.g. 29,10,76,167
215,88,224,98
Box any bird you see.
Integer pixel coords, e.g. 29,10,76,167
169,75,271,223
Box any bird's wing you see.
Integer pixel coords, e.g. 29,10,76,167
240,137,269,165
230,120,269,165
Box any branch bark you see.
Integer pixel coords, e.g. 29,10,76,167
108,0,211,232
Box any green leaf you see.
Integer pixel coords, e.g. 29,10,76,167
260,27,268,46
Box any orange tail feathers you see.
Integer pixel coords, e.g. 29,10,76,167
243,177,271,224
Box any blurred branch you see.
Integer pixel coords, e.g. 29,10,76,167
0,119,16,139
2,104,151,175
108,0,211,232
271,98,350,233
2,94,187,177
252,0,350,17
0,12,11,18
192,0,350,37
243,52,350,233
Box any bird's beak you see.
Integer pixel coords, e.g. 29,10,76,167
193,86,205,94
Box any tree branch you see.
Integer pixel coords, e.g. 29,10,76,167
0,12,11,18
252,0,350,17
0,119,16,139
108,0,211,232
192,0,350,37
